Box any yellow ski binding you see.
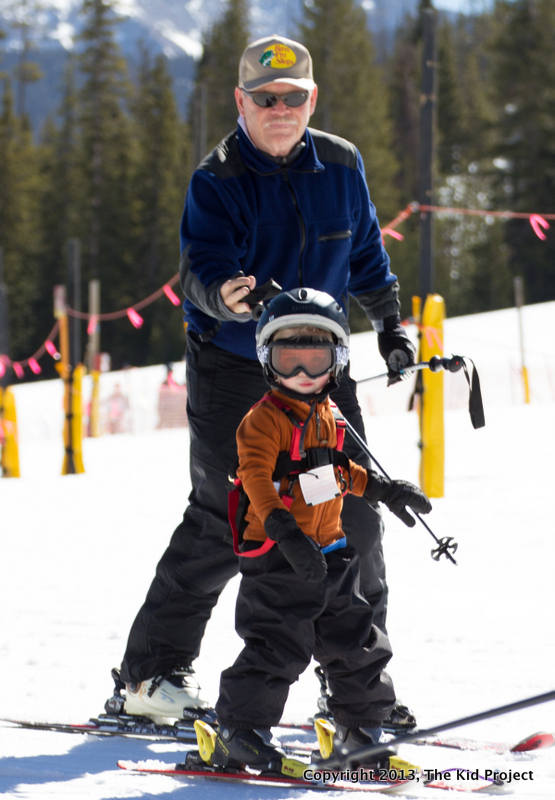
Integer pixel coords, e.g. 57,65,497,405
314,717,336,760
194,719,217,764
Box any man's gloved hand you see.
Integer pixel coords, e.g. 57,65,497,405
364,471,432,527
377,317,416,386
264,508,328,581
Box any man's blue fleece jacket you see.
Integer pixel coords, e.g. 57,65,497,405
179,123,399,360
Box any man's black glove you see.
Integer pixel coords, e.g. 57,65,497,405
264,508,328,581
377,316,416,386
364,471,432,527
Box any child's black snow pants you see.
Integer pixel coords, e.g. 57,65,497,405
216,544,395,730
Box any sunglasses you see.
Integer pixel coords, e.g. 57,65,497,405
242,89,310,108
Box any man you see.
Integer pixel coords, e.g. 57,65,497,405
106,35,416,728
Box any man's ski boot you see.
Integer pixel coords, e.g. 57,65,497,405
314,665,333,718
314,665,417,731
382,701,417,733
189,720,307,778
104,666,213,726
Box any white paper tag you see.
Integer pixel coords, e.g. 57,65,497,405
298,464,340,506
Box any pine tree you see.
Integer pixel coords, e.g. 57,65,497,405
4,0,44,119
35,58,84,374
488,0,555,304
388,17,420,204
129,50,190,366
0,78,41,359
191,0,250,160
437,21,465,177
77,0,135,285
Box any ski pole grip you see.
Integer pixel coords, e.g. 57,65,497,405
428,355,465,373
428,355,444,372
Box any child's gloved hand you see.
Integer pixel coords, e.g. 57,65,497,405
364,471,432,527
264,508,328,581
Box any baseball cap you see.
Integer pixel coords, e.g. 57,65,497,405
238,35,316,92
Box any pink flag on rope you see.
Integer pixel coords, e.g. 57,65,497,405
127,308,144,328
163,285,181,306
381,228,404,244
29,358,42,375
530,214,549,240
13,363,24,379
45,341,59,358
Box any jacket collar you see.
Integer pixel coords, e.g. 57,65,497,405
236,123,325,175
271,384,334,418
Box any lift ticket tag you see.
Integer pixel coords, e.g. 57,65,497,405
298,465,340,506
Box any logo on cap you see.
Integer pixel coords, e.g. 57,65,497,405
259,43,297,70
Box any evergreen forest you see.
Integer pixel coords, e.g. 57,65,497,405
1,0,554,379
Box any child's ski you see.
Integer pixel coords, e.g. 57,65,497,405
117,758,506,793
278,727,554,756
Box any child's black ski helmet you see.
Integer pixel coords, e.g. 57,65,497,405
256,288,350,383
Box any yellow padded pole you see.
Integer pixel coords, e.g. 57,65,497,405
0,386,20,478
419,294,445,498
69,363,86,474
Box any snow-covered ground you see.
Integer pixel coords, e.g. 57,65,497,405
1,303,554,798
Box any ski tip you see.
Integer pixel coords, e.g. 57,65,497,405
511,732,554,752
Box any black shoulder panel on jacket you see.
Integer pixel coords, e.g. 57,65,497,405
198,130,246,180
308,128,358,170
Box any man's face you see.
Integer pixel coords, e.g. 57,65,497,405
235,82,318,158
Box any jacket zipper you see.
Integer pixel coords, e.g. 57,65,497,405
282,168,306,287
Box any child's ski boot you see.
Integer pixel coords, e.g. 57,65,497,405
193,720,307,778
314,718,418,779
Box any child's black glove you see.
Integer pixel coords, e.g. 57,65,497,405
264,508,328,581
364,471,432,527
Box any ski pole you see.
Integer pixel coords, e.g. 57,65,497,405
323,689,555,769
357,354,464,384
342,416,458,565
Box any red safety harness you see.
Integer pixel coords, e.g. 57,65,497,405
228,393,350,558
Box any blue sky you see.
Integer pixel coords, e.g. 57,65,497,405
434,0,493,10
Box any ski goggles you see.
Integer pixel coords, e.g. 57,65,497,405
258,340,350,379
242,89,310,108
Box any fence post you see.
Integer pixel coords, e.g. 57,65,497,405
0,247,20,477
514,276,530,404
87,279,101,437
55,282,85,476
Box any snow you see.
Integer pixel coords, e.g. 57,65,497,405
1,303,554,798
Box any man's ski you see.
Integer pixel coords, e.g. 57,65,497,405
3,715,552,756
0,716,198,742
117,758,505,794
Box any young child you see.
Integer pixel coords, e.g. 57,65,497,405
212,288,431,774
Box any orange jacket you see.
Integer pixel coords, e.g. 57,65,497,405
236,390,369,548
